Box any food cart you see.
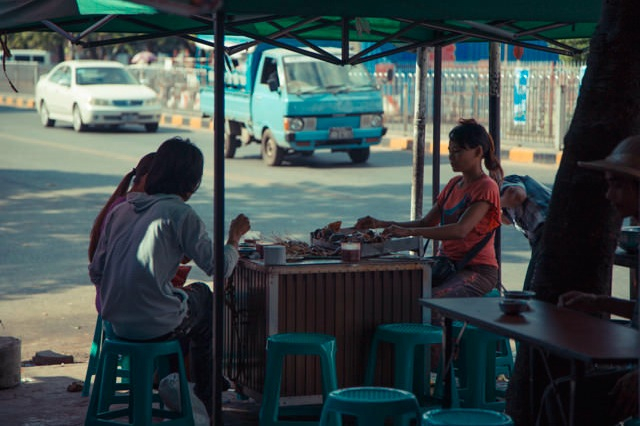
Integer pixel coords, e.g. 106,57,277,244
222,233,431,401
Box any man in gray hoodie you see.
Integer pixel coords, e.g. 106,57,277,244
89,136,250,414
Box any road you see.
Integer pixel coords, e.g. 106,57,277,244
0,107,630,363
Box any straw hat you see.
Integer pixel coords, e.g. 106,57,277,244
578,135,640,180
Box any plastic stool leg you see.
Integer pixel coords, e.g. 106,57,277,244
259,351,284,425
82,316,103,397
363,335,380,386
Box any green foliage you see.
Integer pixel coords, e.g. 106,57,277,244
558,38,590,64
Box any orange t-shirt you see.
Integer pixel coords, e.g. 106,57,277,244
436,175,501,268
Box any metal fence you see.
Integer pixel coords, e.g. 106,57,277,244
5,60,584,150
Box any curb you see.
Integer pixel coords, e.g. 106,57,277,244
387,136,562,166
1,94,561,165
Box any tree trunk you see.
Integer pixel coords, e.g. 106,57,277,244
506,0,640,424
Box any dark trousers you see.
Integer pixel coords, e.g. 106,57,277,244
172,282,213,414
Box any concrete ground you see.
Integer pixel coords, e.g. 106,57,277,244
0,361,260,425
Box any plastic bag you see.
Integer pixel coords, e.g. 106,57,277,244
158,372,210,426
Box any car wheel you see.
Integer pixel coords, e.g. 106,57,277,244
72,106,87,132
145,123,159,133
261,129,284,166
39,102,55,127
224,133,238,159
348,147,370,164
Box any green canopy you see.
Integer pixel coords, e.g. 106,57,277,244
1,0,601,60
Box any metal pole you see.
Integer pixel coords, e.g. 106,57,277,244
489,42,502,282
432,46,442,257
411,47,428,221
213,9,226,426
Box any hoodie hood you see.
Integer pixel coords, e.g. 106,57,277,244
126,192,182,213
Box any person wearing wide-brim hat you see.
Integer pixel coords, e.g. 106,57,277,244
538,136,640,425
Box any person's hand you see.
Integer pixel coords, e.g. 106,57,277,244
557,291,601,314
610,370,639,420
382,225,410,238
227,214,251,248
355,215,380,230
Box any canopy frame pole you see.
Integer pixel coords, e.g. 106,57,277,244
213,9,226,426
411,46,429,221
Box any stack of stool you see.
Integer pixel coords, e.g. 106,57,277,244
423,408,514,425
450,322,513,410
319,387,421,426
364,322,451,407
85,337,194,426
259,333,339,426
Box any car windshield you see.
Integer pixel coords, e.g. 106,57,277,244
75,67,139,85
283,58,375,94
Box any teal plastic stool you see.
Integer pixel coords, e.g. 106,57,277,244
423,408,514,425
625,419,640,425
319,387,421,426
85,337,194,426
364,323,444,405
82,316,130,398
451,322,511,411
259,333,339,426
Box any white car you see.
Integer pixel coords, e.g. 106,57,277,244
35,60,161,132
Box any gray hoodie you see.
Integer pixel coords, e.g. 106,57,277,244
89,192,238,340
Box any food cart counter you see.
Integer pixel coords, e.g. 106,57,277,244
223,257,431,401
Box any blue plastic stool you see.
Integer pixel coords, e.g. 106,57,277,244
85,337,194,426
319,387,421,426
259,333,339,426
82,316,130,398
364,323,444,405
451,322,511,411
423,408,514,425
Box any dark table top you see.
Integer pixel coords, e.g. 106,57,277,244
420,297,639,365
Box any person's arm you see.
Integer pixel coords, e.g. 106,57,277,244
383,200,491,240
558,290,636,319
355,204,441,230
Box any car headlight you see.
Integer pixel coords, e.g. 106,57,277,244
284,117,316,131
360,114,383,128
90,98,111,106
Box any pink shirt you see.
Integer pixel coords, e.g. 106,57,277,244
436,175,501,268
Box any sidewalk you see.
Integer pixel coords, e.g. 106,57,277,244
0,361,260,425
0,92,561,166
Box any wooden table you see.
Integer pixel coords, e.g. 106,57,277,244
419,297,639,426
223,257,431,401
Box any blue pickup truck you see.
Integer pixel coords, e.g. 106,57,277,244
199,44,386,166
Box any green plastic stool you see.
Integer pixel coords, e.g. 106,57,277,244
319,387,422,426
423,408,514,425
85,337,194,426
259,333,339,426
82,316,130,398
451,322,511,411
364,323,444,405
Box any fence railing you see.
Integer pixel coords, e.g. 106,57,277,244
5,60,584,150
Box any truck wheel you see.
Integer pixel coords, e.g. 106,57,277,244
261,130,284,166
348,147,370,164
224,133,238,159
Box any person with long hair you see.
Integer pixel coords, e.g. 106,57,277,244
355,118,503,297
88,152,156,262
89,137,250,414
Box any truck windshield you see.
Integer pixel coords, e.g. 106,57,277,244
283,58,375,94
